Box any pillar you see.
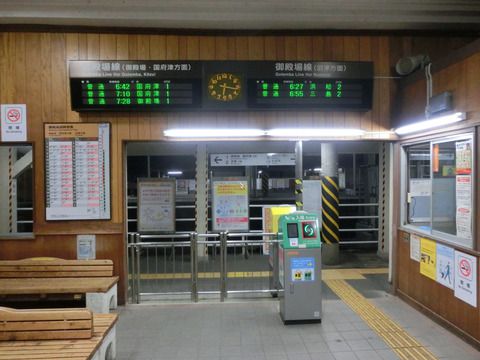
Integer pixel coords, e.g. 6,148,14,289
295,141,303,210
321,143,340,265
195,144,208,257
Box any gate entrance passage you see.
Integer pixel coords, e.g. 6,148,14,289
125,140,389,303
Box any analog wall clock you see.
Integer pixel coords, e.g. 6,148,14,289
207,73,241,101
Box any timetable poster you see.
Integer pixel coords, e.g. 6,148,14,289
45,123,110,220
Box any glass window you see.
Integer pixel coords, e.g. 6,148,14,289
406,143,431,227
403,134,474,248
0,145,33,236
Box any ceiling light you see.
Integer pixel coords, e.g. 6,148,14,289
167,170,183,175
266,128,365,138
164,128,265,138
394,112,466,135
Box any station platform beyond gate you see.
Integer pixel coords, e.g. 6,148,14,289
117,268,480,360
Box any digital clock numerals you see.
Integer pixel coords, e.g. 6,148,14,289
81,81,177,106
259,81,343,99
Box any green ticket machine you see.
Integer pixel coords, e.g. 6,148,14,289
278,211,322,324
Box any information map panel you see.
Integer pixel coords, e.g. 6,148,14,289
70,61,373,111
45,123,110,221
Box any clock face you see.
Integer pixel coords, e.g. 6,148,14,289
208,73,241,101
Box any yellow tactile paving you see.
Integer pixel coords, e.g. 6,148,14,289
325,279,438,360
130,267,389,280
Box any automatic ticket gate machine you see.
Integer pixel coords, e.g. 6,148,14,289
278,212,322,324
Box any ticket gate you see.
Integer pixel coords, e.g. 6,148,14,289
278,212,322,323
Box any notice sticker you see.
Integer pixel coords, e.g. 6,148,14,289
291,257,315,282
454,251,477,307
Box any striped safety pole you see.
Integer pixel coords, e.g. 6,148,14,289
321,176,340,245
8,147,13,233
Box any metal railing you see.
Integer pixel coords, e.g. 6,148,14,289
127,231,280,304
127,202,379,245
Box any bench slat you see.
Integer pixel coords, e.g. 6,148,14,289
0,271,113,278
0,260,113,266
0,320,92,332
0,265,113,271
0,277,119,295
0,307,92,321
0,329,94,341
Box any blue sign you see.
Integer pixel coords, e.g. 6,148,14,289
291,257,315,282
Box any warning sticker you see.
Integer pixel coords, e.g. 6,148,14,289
291,257,315,282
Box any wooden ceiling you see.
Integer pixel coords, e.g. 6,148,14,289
0,0,480,31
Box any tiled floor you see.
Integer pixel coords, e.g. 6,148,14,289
116,275,480,360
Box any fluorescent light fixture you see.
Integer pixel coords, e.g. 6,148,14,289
167,170,183,175
164,128,265,138
394,112,466,135
314,168,322,172
266,128,365,138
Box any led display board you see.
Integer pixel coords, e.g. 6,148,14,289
70,61,373,111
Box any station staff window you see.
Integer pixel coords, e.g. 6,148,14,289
403,133,474,248
0,145,33,236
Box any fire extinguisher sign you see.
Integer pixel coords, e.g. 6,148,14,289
1,104,27,142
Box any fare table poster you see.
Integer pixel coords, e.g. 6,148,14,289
212,178,249,232
137,178,176,233
45,123,111,220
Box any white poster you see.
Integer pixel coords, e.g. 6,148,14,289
410,234,421,262
77,234,96,260
1,104,27,142
436,244,454,289
409,179,431,197
45,123,110,220
455,175,472,239
137,179,176,233
212,178,249,232
303,180,322,220
454,251,477,307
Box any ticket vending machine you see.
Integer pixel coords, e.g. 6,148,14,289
278,212,322,323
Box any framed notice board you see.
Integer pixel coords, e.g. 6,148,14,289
137,178,176,233
44,123,111,221
69,60,373,112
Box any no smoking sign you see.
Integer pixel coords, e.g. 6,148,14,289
1,104,27,141
459,258,472,279
6,108,22,123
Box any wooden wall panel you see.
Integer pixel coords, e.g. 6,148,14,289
1,31,473,305
396,230,480,345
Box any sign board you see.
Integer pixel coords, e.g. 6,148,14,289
410,234,421,262
303,180,322,220
1,104,27,141
212,178,249,232
454,250,477,307
45,123,110,220
455,175,472,241
77,234,96,260
455,140,472,175
70,60,373,112
262,205,296,255
137,178,176,233
420,238,436,280
210,153,295,167
436,244,454,289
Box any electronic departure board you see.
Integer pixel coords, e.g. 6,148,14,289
69,61,373,111
247,79,371,109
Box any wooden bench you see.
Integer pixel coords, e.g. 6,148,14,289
0,307,117,360
0,258,118,314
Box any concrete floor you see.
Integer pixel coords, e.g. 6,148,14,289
116,274,480,360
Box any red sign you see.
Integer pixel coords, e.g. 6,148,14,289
6,108,21,123
459,258,471,277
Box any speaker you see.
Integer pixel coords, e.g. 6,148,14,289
395,55,430,76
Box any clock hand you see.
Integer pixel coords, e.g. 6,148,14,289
220,84,239,91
